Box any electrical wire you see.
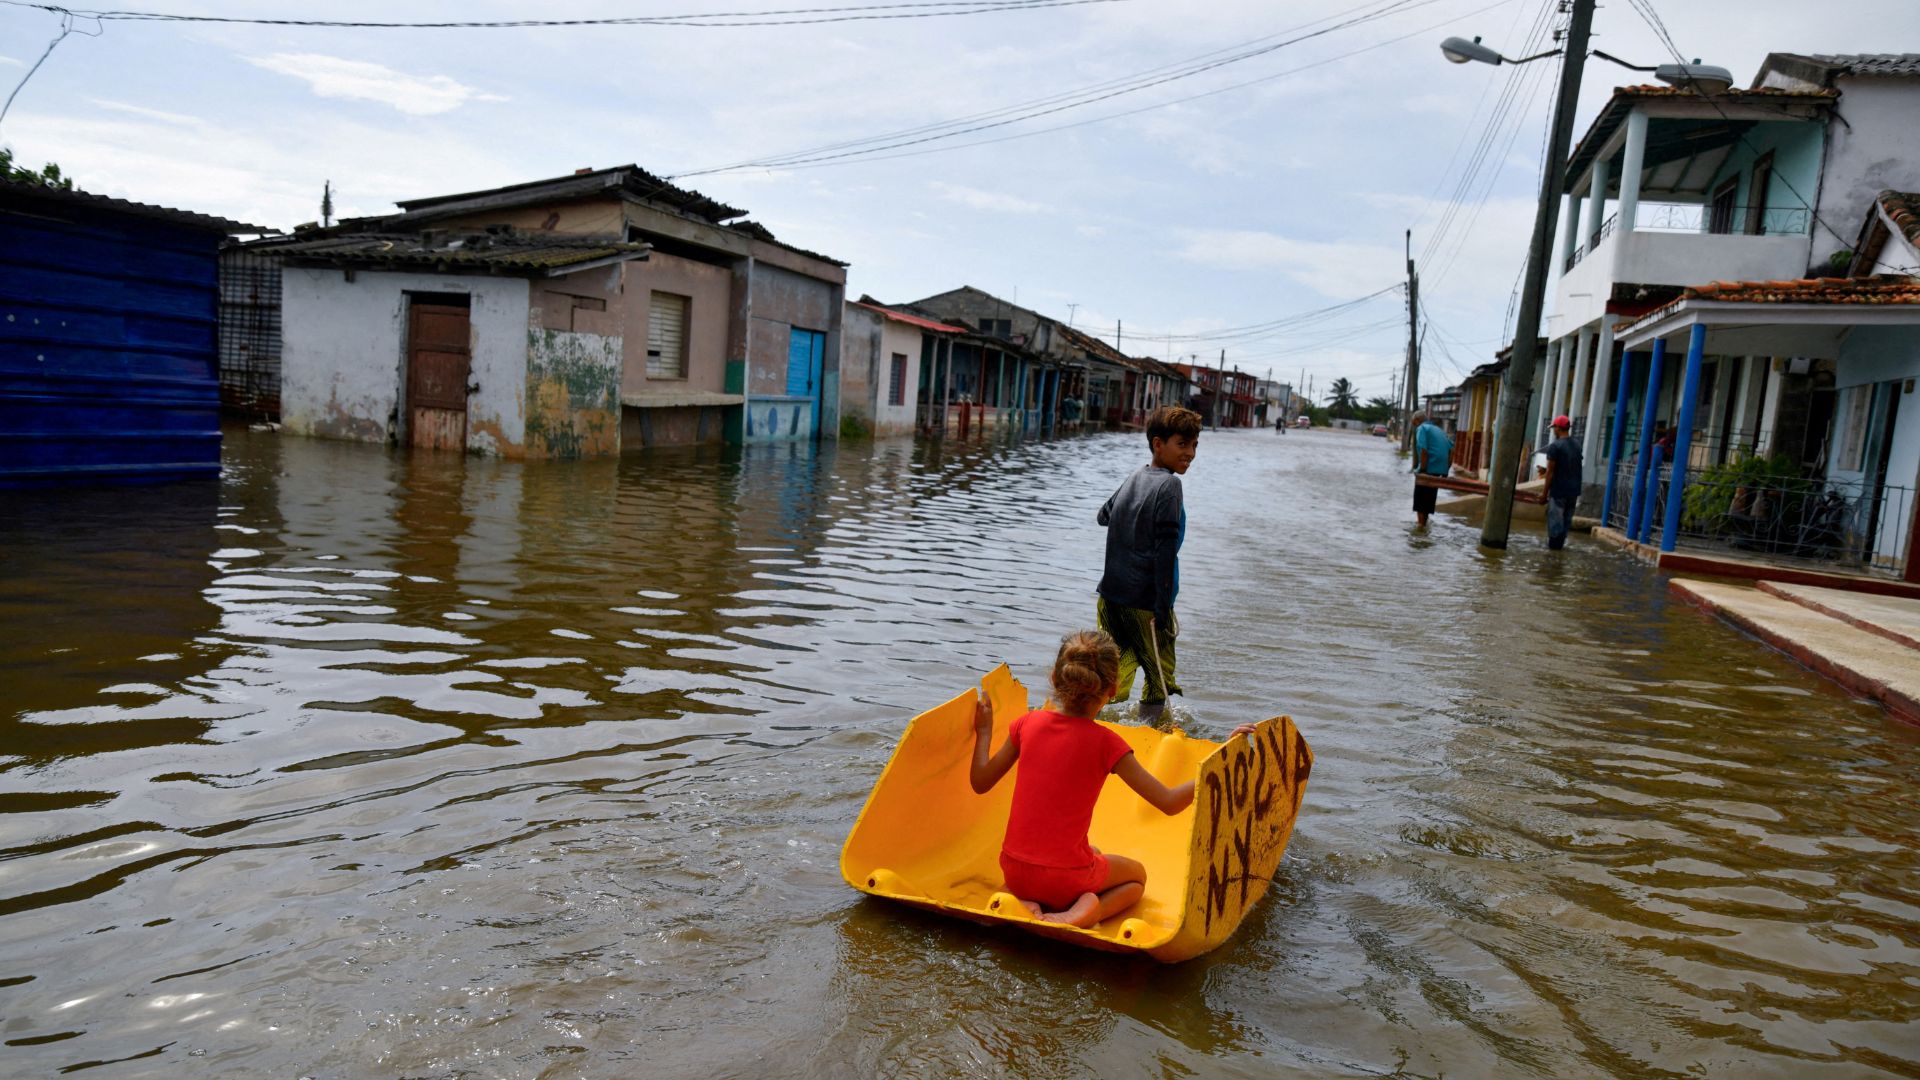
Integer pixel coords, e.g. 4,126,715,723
0,0,1123,29
693,0,1521,176
669,0,1461,176
0,7,99,134
1623,0,1860,256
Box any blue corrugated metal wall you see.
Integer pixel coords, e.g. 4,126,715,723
1,202,224,486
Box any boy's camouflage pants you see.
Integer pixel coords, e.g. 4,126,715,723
1096,597,1180,705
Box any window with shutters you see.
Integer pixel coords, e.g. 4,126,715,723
888,353,907,406
647,292,690,378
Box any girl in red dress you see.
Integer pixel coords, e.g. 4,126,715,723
969,631,1212,927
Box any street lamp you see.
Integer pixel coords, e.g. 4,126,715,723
1438,1,1730,548
1440,33,1733,95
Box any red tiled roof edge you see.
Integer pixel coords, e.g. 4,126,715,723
850,300,964,334
1683,277,1920,302
1879,190,1920,249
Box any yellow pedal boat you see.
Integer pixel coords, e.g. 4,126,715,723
841,665,1313,962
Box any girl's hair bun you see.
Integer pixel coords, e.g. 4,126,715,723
1052,630,1120,713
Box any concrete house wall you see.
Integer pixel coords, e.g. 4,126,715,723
747,261,842,441
527,265,623,458
280,267,532,453
1809,77,1920,269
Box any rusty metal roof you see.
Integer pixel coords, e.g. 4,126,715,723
1,176,267,234
251,230,648,276
393,164,745,224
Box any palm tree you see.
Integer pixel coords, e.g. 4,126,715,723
1325,377,1359,419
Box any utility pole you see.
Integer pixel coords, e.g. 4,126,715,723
1214,349,1227,428
1482,0,1594,548
1399,229,1420,452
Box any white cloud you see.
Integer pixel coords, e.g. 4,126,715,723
929,181,1050,214
0,55,23,67
244,53,506,116
1173,228,1402,298
89,99,203,127
1075,224,1107,238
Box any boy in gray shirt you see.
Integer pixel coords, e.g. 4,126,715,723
1096,405,1202,724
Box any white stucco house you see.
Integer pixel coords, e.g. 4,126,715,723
270,231,648,458
838,299,962,437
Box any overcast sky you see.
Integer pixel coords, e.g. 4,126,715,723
0,0,1904,401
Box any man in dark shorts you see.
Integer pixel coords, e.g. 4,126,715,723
1540,414,1584,550
1411,410,1452,527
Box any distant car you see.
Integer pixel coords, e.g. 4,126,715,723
1293,416,1311,428
1371,424,1389,437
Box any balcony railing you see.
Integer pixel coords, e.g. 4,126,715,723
1562,205,1815,273
1563,213,1618,272
1635,203,1812,236
1605,452,1912,574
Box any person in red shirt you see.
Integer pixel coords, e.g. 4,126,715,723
969,630,1252,928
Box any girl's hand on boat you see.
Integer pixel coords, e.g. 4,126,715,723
1228,723,1259,741
973,691,993,735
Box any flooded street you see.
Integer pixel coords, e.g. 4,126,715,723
3,426,1919,1078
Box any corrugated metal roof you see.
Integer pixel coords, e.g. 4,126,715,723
0,177,266,234
250,231,649,276
1805,54,1920,77
394,164,745,224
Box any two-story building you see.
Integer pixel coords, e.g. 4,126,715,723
267,165,848,458
1541,54,1920,579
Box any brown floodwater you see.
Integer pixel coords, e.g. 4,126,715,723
1,425,1917,1078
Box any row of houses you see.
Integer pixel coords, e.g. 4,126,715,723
1432,52,1920,583
3,163,1279,484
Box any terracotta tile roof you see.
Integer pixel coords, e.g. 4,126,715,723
1680,277,1920,304
1879,191,1920,248
850,300,964,334
1609,83,1837,99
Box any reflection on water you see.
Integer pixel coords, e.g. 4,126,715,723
1,426,1917,1077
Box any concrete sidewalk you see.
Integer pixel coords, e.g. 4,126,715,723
1671,578,1920,723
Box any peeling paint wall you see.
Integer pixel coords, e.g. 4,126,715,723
525,328,621,458
281,267,531,454
742,397,816,443
431,197,627,239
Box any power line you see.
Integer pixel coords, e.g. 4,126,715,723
1088,284,1404,346
696,0,1520,175
0,0,1122,29
1623,0,1859,255
669,0,1456,176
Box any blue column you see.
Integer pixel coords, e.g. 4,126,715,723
1600,349,1639,525
1659,323,1709,552
1624,337,1668,541
1636,445,1664,544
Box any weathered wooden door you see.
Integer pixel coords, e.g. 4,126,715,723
406,299,471,450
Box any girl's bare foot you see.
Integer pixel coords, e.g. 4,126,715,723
1039,892,1101,927
1019,899,1043,918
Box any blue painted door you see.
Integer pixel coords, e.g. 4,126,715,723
787,327,825,437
